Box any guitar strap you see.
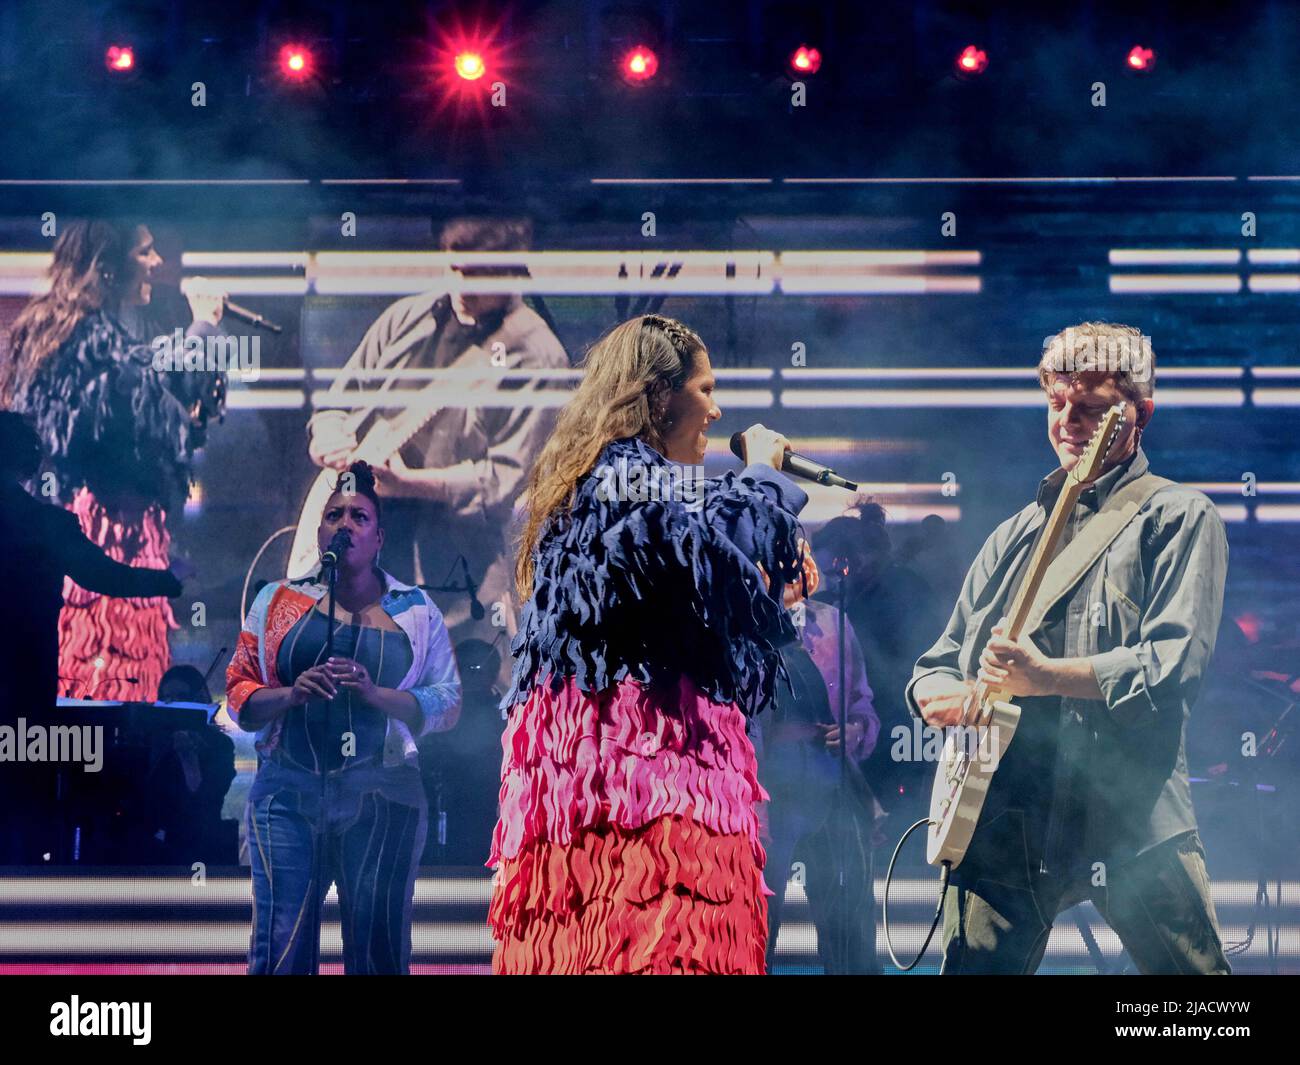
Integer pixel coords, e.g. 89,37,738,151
1022,472,1173,637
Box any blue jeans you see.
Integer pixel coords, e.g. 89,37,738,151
246,757,428,974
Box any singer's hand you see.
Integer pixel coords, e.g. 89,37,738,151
291,664,338,706
739,423,790,470
184,276,226,327
756,540,820,607
781,539,820,607
818,719,866,752
327,657,378,706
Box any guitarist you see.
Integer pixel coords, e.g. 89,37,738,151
906,322,1231,975
306,218,569,652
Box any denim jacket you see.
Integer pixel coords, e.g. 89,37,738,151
906,448,1228,868
226,568,462,769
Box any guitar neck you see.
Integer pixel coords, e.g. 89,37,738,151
970,478,1082,712
352,403,441,466
346,368,503,468
1004,479,1084,641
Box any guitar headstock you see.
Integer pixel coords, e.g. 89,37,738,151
1068,403,1127,485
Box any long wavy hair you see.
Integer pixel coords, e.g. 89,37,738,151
1,220,140,404
514,313,705,597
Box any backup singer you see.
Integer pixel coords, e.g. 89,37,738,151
226,461,461,974
908,322,1231,975
757,579,882,975
490,314,818,974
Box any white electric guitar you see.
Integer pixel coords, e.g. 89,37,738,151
926,404,1126,868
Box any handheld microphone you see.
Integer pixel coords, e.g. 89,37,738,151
223,299,284,335
180,278,283,333
320,529,352,569
729,431,859,491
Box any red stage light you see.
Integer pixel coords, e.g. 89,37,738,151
429,25,508,107
621,45,659,83
789,45,822,76
454,51,487,81
105,45,134,73
955,45,988,76
1127,45,1156,72
278,44,314,81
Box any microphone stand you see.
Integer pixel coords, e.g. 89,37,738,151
833,556,850,973
310,552,341,974
419,554,486,622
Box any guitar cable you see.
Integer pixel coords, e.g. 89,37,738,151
883,817,951,971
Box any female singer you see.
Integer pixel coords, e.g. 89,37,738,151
226,461,461,974
489,313,818,974
3,220,225,699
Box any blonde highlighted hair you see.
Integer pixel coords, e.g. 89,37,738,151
1037,320,1155,405
513,313,704,597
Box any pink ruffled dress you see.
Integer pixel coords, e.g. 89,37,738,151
489,437,808,974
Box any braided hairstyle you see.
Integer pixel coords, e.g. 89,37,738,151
331,460,382,524
514,313,707,596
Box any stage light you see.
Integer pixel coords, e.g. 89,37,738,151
955,45,988,76
105,44,134,73
429,22,509,109
278,44,314,81
1127,45,1156,72
621,45,659,83
789,45,822,76
454,51,486,81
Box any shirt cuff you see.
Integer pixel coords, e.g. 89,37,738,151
1088,645,1159,727
409,684,460,737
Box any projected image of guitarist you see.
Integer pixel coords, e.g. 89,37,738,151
906,321,1231,975
301,217,568,651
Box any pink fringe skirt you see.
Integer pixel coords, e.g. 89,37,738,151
488,673,773,974
57,488,177,701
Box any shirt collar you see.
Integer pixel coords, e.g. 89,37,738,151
1036,446,1148,513
292,566,416,606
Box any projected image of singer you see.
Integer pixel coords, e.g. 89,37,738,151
490,314,818,975
1,220,226,700
226,461,461,974
304,217,568,649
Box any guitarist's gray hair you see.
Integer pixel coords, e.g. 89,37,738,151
1038,321,1155,405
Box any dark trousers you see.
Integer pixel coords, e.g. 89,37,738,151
766,787,878,974
941,814,1230,975
246,759,427,975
